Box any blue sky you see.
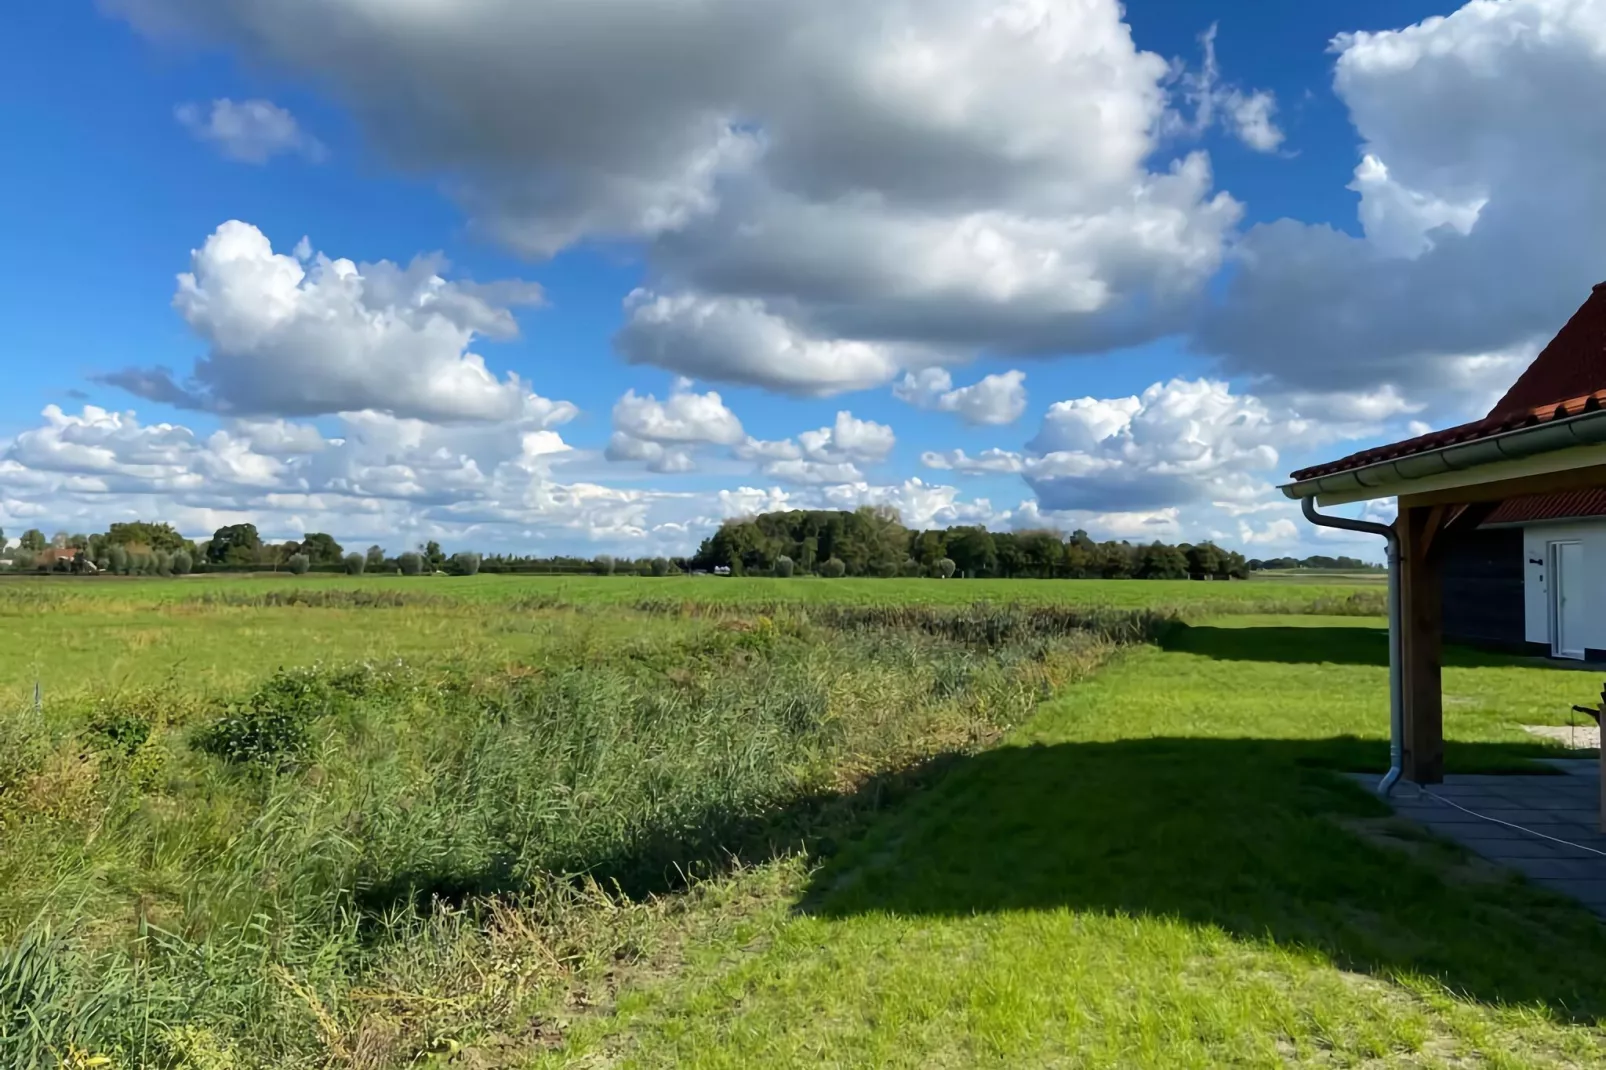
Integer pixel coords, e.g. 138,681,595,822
2,0,1598,558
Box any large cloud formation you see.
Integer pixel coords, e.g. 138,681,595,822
100,221,550,423
112,0,1247,394
1200,0,1606,407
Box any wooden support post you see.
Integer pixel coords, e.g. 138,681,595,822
1397,502,1445,784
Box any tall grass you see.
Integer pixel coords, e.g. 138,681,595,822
0,603,1155,1067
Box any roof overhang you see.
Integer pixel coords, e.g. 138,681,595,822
1281,408,1606,506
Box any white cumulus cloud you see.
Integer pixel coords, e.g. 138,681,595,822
894,368,1028,425
605,382,745,473
98,221,552,423
735,410,895,485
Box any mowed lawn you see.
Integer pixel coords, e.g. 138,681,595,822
551,618,1606,1068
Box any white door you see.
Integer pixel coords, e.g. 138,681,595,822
1550,540,1587,660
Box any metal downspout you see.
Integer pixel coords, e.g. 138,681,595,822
1300,497,1404,796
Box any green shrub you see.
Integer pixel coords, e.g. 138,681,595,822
901,557,923,577
937,557,957,579
170,550,193,576
343,552,365,575
651,557,671,577
87,704,154,757
286,553,311,575
452,552,482,576
107,545,129,575
154,550,173,577
821,558,847,578
594,554,615,576
193,664,375,769
775,555,795,578
398,552,424,576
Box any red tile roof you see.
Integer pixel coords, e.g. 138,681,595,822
1290,283,1606,482
1484,489,1606,526
1487,283,1606,419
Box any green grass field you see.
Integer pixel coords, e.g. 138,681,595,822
2,577,1603,1068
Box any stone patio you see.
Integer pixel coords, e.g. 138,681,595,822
1361,759,1606,917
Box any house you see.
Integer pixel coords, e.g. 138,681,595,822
1429,285,1606,660
1441,491,1606,659
33,546,84,570
1282,279,1606,791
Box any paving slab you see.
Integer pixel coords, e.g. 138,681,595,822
1348,769,1606,918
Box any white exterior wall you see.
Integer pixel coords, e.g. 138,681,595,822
1521,520,1606,652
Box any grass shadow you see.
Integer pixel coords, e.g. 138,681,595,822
353,723,1606,1023
802,734,1606,1024
1163,622,1602,672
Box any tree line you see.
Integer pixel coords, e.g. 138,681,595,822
0,522,486,577
1,512,1377,580
691,507,1258,579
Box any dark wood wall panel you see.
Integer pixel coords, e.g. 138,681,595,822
1441,527,1526,648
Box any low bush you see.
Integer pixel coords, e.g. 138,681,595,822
286,553,311,576
820,558,847,578
343,552,365,575
398,552,424,576
775,555,795,578
192,664,381,769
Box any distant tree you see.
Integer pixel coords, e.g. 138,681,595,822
651,556,672,577
594,554,615,576
910,530,947,571
422,540,447,572
106,521,187,553
286,553,311,575
820,557,847,578
452,552,482,576
1136,542,1189,580
12,551,35,571
170,550,193,576
398,552,424,576
1185,542,1224,580
208,524,261,565
154,551,173,577
18,529,46,552
936,557,957,579
298,532,344,566
946,527,997,577
774,555,795,578
107,545,129,575
343,553,366,575
1095,542,1136,579
900,557,923,577
365,545,387,570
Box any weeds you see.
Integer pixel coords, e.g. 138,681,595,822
0,600,1158,1066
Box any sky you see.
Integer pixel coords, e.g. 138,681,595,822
3,0,1602,561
